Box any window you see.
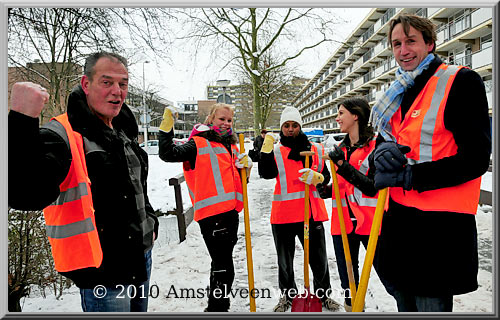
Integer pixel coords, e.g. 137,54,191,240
481,33,492,50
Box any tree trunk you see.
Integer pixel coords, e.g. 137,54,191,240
8,285,25,312
250,8,262,137
252,77,262,137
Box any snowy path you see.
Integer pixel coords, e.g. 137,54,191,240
20,151,493,313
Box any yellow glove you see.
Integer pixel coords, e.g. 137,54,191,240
159,107,177,133
260,133,278,154
298,168,324,186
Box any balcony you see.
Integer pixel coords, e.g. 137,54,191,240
453,53,472,69
363,48,374,63
472,48,492,70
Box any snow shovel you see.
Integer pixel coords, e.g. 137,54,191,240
323,155,357,307
291,151,323,312
352,187,388,312
238,134,256,312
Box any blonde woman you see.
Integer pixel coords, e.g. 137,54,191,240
158,103,251,312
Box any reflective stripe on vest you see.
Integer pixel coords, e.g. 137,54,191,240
390,64,481,214
331,135,379,235
184,137,244,221
407,65,460,165
274,145,321,201
42,114,103,272
351,149,378,208
46,216,95,239
52,182,88,206
271,143,328,224
194,142,243,211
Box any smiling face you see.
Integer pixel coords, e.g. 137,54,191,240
336,105,358,135
211,107,233,130
81,57,129,127
391,23,434,71
281,121,301,137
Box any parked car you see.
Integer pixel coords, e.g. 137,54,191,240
323,133,347,149
307,135,324,144
140,139,159,155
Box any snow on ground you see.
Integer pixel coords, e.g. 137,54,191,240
20,146,494,313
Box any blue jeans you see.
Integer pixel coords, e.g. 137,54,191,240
392,289,453,312
80,249,152,312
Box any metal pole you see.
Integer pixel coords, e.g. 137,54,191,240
143,61,149,146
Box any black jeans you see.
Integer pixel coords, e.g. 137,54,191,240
272,218,332,302
198,210,239,311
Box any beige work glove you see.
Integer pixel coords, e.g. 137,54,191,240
235,153,253,169
298,168,324,186
159,107,177,133
260,133,278,154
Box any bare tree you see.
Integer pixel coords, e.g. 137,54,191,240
7,7,176,309
8,7,175,124
234,51,298,130
8,208,63,311
179,8,344,135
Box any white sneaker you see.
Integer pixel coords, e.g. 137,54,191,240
273,295,292,312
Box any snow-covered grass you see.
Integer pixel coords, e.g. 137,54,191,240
19,149,494,313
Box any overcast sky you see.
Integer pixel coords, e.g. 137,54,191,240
128,7,372,104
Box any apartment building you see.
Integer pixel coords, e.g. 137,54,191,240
293,7,493,133
207,76,310,134
175,100,199,138
206,82,253,132
126,86,174,142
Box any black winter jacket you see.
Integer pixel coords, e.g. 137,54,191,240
376,56,491,296
8,85,159,289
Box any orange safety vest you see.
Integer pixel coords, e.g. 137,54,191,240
331,135,380,235
184,136,243,222
390,63,481,214
271,143,329,224
42,114,103,272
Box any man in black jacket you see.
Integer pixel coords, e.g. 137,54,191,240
9,52,159,312
370,14,491,312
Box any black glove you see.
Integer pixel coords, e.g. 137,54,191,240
373,142,411,172
374,165,412,190
317,183,332,199
328,145,345,166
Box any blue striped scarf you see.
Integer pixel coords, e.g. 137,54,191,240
369,53,435,142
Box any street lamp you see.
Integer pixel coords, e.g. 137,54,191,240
216,79,231,104
142,60,150,146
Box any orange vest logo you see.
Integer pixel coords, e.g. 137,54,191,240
411,110,421,118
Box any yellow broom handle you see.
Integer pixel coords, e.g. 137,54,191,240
238,134,256,312
352,187,388,312
330,159,357,306
303,155,310,289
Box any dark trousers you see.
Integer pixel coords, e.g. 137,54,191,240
392,290,453,312
272,218,331,302
198,210,239,312
332,221,394,305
